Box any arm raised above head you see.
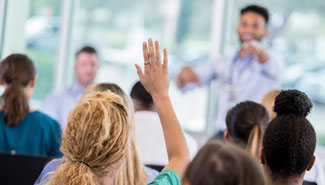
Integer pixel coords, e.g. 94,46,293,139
135,38,190,178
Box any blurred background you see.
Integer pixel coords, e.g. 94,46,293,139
0,0,325,144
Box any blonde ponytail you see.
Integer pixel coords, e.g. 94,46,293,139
47,91,130,185
247,124,264,158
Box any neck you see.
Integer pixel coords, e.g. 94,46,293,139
267,178,303,185
76,79,91,88
132,99,156,112
100,172,114,185
265,171,304,185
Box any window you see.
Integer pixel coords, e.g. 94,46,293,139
25,0,62,105
69,0,216,133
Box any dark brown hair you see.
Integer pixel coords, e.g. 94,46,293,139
0,54,36,126
130,81,153,109
183,140,265,185
226,101,269,157
75,46,97,58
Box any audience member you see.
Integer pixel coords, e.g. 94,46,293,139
261,90,317,185
182,141,266,185
223,101,269,158
37,83,159,184
261,89,280,120
131,81,198,166
0,54,61,157
262,89,325,185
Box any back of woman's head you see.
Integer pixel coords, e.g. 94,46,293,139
0,54,36,126
226,101,269,157
85,83,134,118
81,83,147,185
262,90,316,179
262,90,280,120
48,91,130,185
183,140,265,185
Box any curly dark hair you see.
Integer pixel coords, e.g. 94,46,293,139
274,89,312,117
241,5,269,24
262,90,316,179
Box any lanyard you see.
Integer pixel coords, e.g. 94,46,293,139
223,54,255,101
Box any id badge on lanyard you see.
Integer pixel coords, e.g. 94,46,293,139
223,55,254,105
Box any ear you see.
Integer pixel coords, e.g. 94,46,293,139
29,76,38,88
0,80,4,86
260,148,266,165
224,128,230,142
307,155,316,171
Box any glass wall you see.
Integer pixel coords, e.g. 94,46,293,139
68,0,216,132
24,0,62,104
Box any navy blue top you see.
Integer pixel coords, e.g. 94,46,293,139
0,111,62,157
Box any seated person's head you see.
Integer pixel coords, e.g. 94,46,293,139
85,83,134,116
74,46,99,87
262,90,280,120
130,81,154,112
47,89,132,185
183,140,265,185
224,101,269,157
80,83,147,185
0,54,36,126
261,90,316,184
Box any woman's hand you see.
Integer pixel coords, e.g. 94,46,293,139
135,38,169,99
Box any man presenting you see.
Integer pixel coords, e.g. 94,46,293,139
176,5,282,131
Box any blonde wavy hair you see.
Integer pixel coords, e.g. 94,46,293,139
46,84,146,185
83,83,147,185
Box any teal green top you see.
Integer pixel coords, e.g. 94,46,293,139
0,111,62,157
148,169,180,185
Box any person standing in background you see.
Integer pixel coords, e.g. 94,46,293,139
42,46,99,130
176,5,282,131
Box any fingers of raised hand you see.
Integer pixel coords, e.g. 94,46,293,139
143,42,149,63
148,38,156,65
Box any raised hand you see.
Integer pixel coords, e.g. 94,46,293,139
135,38,169,98
135,39,190,178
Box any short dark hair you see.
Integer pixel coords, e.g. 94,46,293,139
76,46,98,57
130,81,153,108
226,101,269,157
262,90,316,179
241,5,269,24
183,141,266,185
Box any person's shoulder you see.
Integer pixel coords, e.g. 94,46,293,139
35,158,64,185
28,111,60,128
44,158,64,170
148,169,181,185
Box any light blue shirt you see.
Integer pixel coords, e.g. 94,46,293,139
41,82,85,130
34,158,159,184
184,52,283,131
